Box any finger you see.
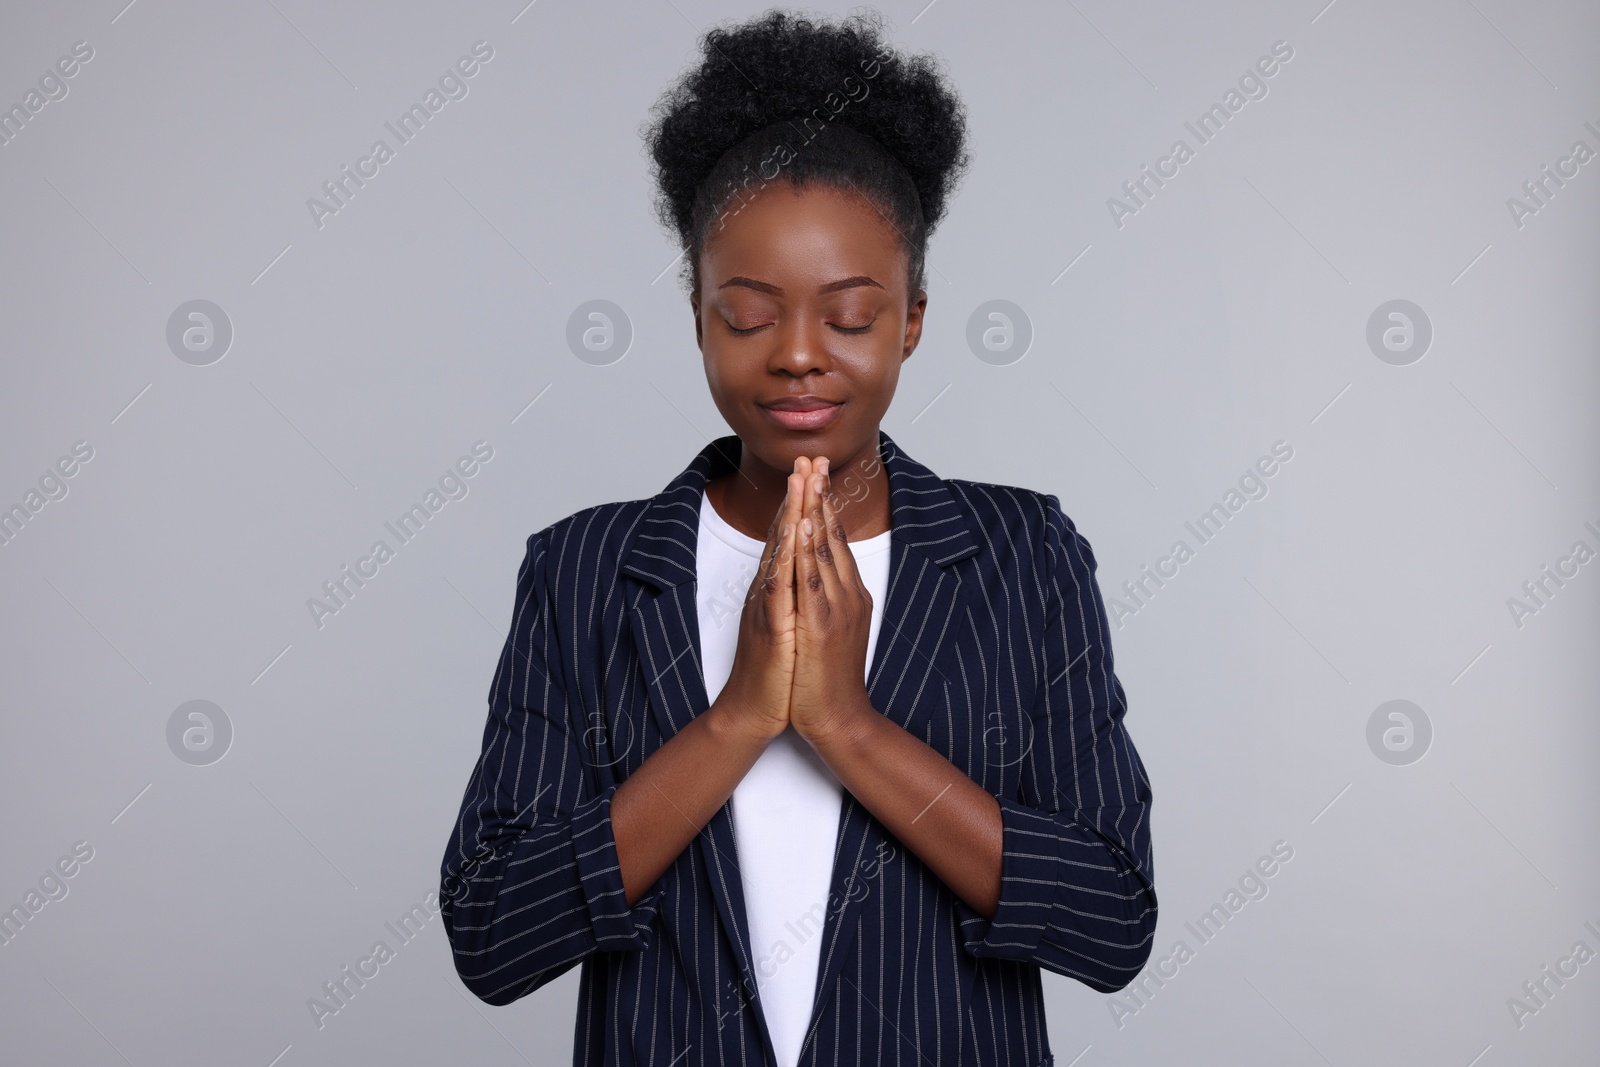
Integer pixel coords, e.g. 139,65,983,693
750,483,790,606
759,476,797,621
774,470,806,614
774,513,797,624
797,475,825,616
762,466,807,613
817,460,861,589
819,463,870,607
807,468,846,602
778,469,804,586
765,475,795,580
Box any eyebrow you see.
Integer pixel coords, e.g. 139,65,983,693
717,275,884,296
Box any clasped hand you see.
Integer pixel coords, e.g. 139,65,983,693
726,456,876,748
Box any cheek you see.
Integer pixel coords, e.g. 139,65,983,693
873,362,903,400
872,328,909,374
835,352,902,412
702,357,734,397
701,351,761,411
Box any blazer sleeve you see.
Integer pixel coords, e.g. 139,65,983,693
440,528,667,1006
955,493,1158,993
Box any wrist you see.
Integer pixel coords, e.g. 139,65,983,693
706,696,784,749
800,693,875,754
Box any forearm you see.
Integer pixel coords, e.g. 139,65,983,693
808,701,1004,919
612,698,773,906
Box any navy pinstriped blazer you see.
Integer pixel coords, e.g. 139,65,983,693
440,429,1157,1067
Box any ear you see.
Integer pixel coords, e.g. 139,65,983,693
901,288,927,363
690,288,703,352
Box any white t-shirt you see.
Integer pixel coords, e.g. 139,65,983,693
695,486,893,1067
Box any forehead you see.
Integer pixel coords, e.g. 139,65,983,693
700,181,905,288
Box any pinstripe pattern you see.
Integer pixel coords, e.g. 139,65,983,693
440,430,1158,1067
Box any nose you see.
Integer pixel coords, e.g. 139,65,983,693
768,312,832,377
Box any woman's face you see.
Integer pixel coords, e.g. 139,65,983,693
691,180,926,474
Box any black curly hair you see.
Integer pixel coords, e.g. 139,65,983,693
641,7,970,299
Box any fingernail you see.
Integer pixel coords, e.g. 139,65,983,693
802,517,813,538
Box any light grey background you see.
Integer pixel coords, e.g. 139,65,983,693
2,1,1596,1064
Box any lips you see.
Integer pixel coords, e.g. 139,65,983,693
759,395,844,431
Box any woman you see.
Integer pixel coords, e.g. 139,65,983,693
440,11,1157,1067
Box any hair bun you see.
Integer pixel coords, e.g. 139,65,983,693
642,8,970,292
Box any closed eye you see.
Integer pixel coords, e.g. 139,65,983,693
724,320,875,335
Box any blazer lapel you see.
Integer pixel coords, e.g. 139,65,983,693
619,433,780,1063
798,431,980,1061
620,430,981,1067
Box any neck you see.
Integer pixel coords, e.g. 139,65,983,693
707,434,892,542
